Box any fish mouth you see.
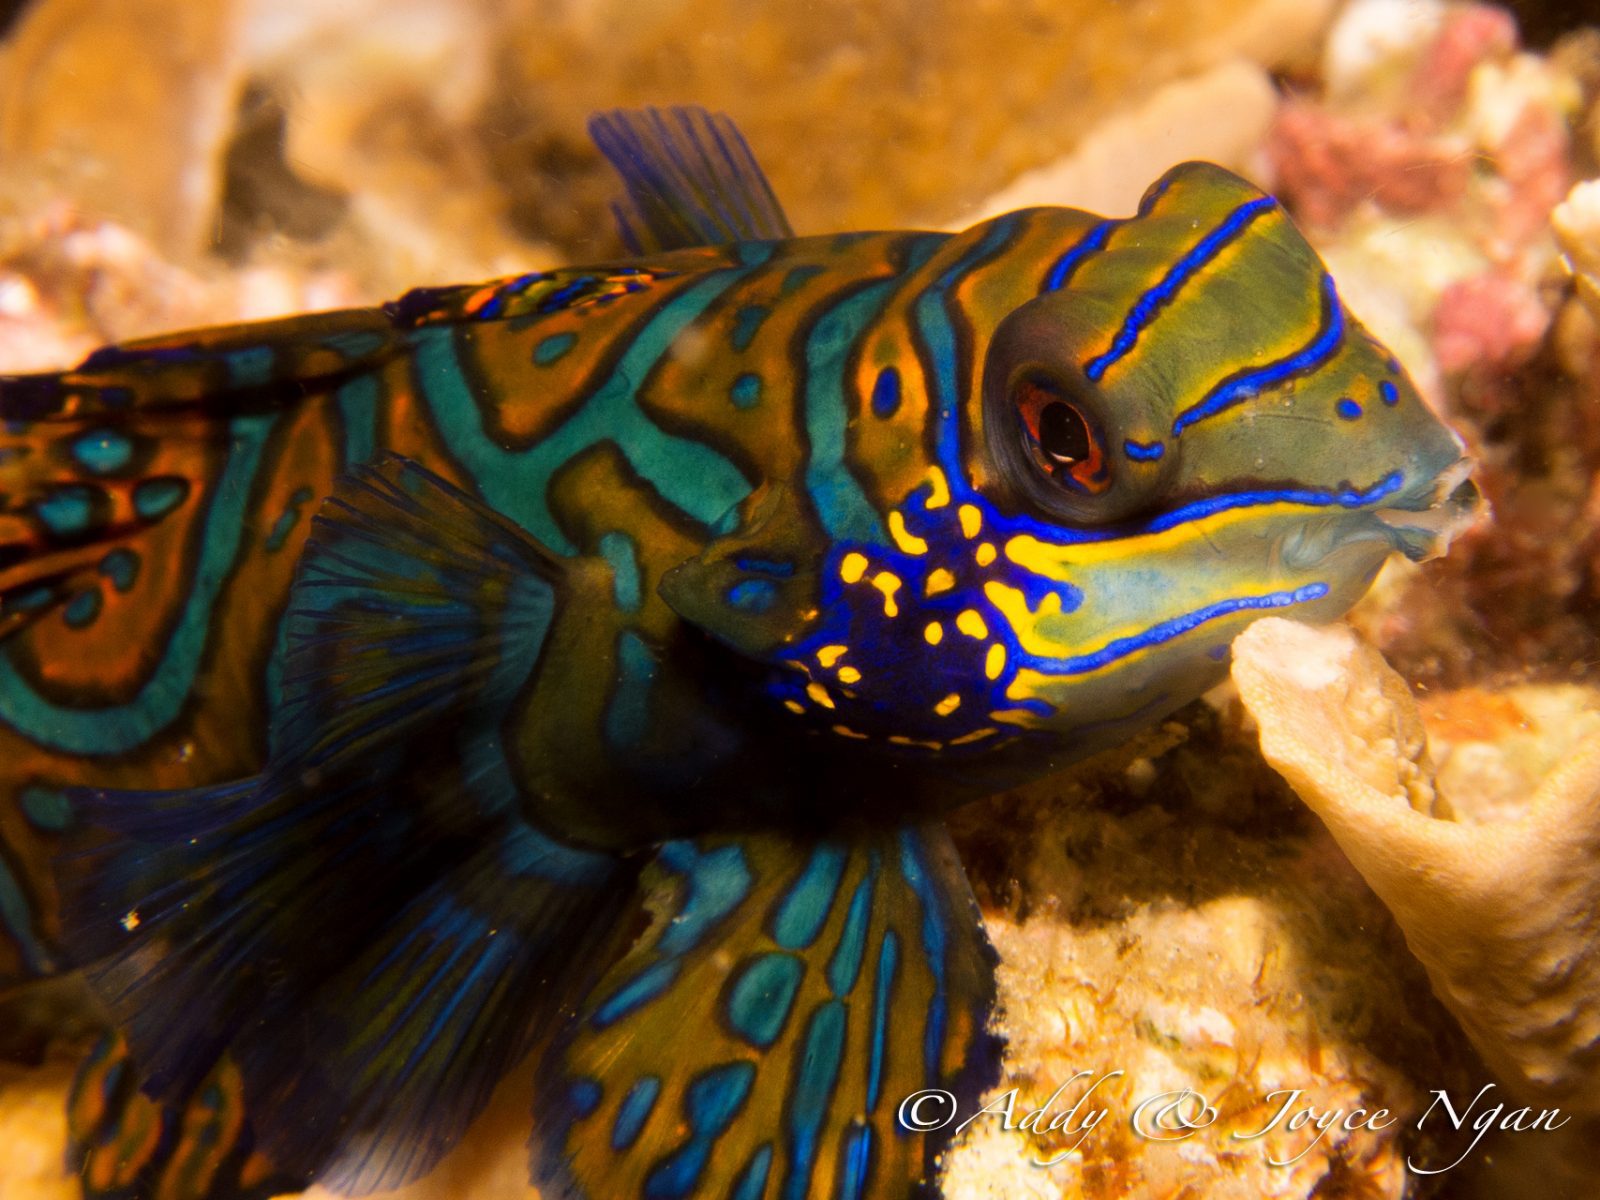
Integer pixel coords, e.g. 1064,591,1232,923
1374,459,1486,562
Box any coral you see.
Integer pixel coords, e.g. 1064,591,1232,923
0,1058,78,1200
956,62,1280,226
489,0,1340,244
1232,618,1600,1113
1554,177,1600,319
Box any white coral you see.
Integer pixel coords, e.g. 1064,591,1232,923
1233,619,1600,1112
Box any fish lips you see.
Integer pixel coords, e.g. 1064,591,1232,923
1373,458,1485,562
1278,458,1484,572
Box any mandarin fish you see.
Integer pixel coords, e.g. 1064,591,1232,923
0,106,1479,1200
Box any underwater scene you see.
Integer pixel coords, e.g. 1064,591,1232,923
1,0,1599,1197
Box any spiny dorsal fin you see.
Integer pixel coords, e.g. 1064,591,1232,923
588,106,795,252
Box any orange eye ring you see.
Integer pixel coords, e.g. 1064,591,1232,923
1012,375,1109,495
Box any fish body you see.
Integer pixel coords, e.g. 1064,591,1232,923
0,109,1477,1198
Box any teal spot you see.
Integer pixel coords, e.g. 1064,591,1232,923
867,931,898,1107
605,631,657,748
34,485,98,538
322,330,387,359
787,1002,847,1195
731,305,770,352
266,487,316,552
731,1146,774,1200
838,1123,874,1198
656,842,752,955
99,549,141,593
645,1062,756,1200
570,1078,602,1117
337,374,379,467
6,586,54,614
534,332,577,365
64,588,102,629
599,532,641,612
784,265,825,296
133,477,190,521
611,1076,661,1150
20,786,72,832
730,373,762,410
727,952,804,1047
781,265,825,295
0,857,48,975
226,345,275,387
71,428,134,475
728,578,777,613
593,960,680,1028
773,844,847,949
827,862,877,995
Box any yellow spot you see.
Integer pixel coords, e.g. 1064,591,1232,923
832,724,869,740
951,727,999,745
891,735,944,750
985,580,1084,659
976,542,997,567
926,568,956,596
985,643,1007,680
838,666,863,684
934,692,962,716
924,621,945,646
872,572,902,617
120,910,140,933
956,609,989,639
889,511,929,555
840,552,869,584
806,681,836,710
784,699,805,715
817,645,848,668
959,504,982,539
991,708,1042,727
925,467,951,509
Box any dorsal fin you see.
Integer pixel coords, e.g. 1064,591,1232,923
588,106,794,252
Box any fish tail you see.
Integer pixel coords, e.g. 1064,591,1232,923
534,821,1003,1200
59,761,636,1193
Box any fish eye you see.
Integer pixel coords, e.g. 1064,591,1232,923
1012,373,1108,495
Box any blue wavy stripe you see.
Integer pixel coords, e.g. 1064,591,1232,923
1172,273,1345,436
1020,583,1330,676
1084,197,1275,381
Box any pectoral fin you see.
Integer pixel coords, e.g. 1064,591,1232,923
658,481,828,660
59,455,633,1192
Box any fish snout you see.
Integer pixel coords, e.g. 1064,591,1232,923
1374,459,1486,562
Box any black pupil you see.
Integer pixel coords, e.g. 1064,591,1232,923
1038,401,1090,464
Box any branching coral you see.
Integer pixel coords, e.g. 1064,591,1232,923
1232,618,1600,1112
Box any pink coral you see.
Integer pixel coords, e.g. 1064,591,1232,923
1431,270,1551,386
1410,4,1519,129
1265,101,1472,229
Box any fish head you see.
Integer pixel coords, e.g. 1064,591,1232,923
943,161,1481,747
